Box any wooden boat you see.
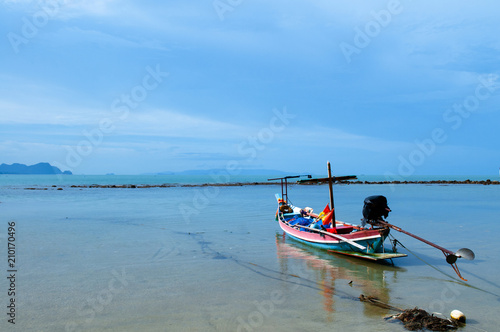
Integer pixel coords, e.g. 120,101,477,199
269,162,475,280
274,206,404,261
269,162,406,261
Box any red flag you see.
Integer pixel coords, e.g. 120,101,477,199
322,210,334,226
317,204,330,219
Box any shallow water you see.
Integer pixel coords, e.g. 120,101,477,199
0,181,499,331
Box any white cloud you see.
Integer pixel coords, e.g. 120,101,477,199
0,99,107,126
1,1,499,175
114,108,249,140
0,140,68,166
1,0,121,18
285,125,410,153
0,93,250,140
50,26,169,51
61,0,119,17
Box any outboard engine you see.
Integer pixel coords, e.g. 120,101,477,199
362,195,391,226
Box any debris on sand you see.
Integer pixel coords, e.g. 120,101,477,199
360,294,462,331
393,308,459,331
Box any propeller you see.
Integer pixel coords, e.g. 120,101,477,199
368,220,475,281
446,248,475,265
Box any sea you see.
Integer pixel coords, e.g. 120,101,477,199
1,174,500,332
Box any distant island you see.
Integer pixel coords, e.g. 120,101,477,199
0,162,72,175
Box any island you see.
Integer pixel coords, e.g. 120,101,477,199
0,163,72,175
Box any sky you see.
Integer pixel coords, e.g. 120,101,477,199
1,0,499,176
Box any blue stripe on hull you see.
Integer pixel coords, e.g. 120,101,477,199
286,233,386,254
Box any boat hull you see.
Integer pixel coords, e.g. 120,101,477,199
278,216,388,253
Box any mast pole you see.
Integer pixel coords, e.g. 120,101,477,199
327,161,335,228
284,177,288,203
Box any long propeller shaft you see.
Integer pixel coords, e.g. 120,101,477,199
376,220,454,255
376,220,474,281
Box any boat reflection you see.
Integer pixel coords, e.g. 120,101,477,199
275,232,406,320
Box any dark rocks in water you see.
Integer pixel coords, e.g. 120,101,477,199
19,179,500,190
0,162,72,175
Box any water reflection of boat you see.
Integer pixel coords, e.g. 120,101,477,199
275,232,406,319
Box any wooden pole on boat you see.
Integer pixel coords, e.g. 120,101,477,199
377,220,454,255
327,161,335,229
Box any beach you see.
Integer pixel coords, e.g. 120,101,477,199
3,1,499,330
1,176,499,331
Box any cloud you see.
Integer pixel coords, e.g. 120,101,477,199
0,98,107,126
60,0,120,17
115,108,248,140
282,125,410,153
0,140,68,166
0,0,121,18
47,26,170,52
1,1,499,175
0,92,250,141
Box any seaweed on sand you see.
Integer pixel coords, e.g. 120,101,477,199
395,308,458,331
359,294,461,331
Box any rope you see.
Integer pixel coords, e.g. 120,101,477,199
391,236,464,282
390,236,500,297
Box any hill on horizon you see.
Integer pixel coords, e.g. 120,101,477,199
0,162,72,175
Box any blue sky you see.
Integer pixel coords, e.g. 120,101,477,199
1,0,499,176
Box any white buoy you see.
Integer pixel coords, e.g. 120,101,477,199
450,310,466,323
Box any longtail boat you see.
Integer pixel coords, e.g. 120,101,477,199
268,162,475,280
